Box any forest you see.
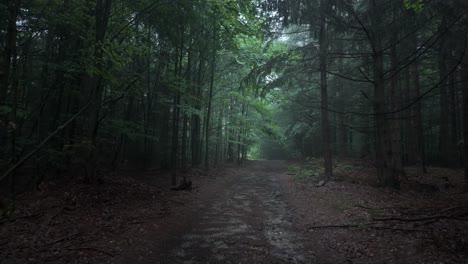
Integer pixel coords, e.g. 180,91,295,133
1,0,468,263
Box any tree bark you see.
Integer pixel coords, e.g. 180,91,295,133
409,33,426,173
205,22,217,170
0,0,20,164
319,0,333,179
438,18,451,167
455,0,468,190
369,0,399,188
390,36,404,180
160,104,170,169
462,40,468,189
214,105,224,166
448,49,460,166
171,93,180,185
88,0,113,144
0,0,21,105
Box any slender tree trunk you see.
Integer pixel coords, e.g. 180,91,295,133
182,29,193,169
181,111,188,169
455,0,468,190
204,72,215,169
0,0,20,165
0,0,21,105
160,104,170,169
438,18,451,167
338,113,348,156
171,44,181,179
191,107,200,167
8,3,20,195
390,37,404,179
361,113,371,157
370,0,399,188
374,53,395,187
205,24,217,170
171,94,180,180
88,0,113,144
191,51,205,168
448,52,459,166
237,100,245,165
403,27,426,175
227,98,235,163
337,42,348,157
462,42,468,189
318,0,333,179
409,33,426,173
214,105,223,166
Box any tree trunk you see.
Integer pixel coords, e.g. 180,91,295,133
410,65,427,173
112,95,134,169
455,0,468,190
409,33,426,173
390,37,404,180
214,104,224,166
181,110,188,169
88,0,113,144
448,51,460,166
462,44,468,189
171,94,180,185
0,0,21,105
318,0,333,179
338,113,348,156
0,0,20,164
370,0,399,188
438,18,451,167
205,24,217,170
160,104,170,169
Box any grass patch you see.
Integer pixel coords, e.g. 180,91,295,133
288,165,321,181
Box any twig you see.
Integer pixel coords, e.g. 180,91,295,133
438,205,468,215
128,221,150,225
369,226,426,233
66,247,115,257
373,205,468,222
354,205,410,211
308,223,375,230
373,215,449,222
307,223,425,233
42,206,67,226
414,219,439,227
44,231,81,247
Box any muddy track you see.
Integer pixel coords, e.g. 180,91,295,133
118,160,315,264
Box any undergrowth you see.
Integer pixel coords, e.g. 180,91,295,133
288,164,321,181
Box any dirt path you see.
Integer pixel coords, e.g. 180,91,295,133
4,159,466,263
118,160,315,264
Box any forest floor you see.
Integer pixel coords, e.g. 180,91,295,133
1,160,468,263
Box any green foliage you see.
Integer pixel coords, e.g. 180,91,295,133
247,144,262,160
287,165,301,174
367,208,385,218
335,162,354,171
404,0,424,13
288,164,321,181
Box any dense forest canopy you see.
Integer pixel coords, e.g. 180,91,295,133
0,0,468,193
